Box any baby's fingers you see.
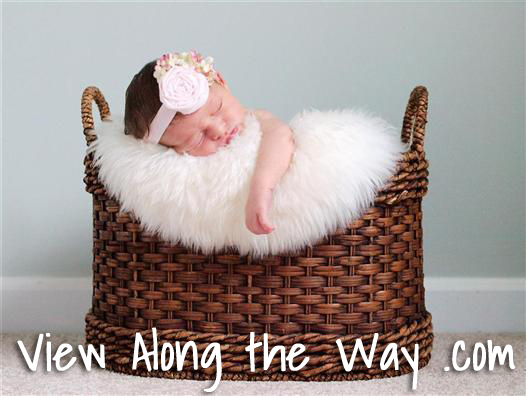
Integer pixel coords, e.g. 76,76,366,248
257,213,275,233
246,213,264,235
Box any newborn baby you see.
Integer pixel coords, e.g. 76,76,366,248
124,51,295,235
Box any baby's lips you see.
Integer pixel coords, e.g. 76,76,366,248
225,126,239,144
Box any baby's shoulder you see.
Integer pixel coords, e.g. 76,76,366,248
251,109,290,134
253,109,277,121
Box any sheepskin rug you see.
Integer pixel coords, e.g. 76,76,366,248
87,108,407,257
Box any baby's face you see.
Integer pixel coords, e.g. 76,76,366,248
159,82,246,156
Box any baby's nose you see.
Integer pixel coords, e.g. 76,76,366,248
208,123,227,140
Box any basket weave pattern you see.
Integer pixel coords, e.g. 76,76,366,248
82,85,432,380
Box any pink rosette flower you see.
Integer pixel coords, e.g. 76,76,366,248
158,65,209,115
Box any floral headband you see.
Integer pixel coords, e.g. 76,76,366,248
145,50,226,144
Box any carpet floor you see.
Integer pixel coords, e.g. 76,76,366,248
1,333,524,395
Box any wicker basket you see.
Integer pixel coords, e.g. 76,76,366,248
82,85,433,381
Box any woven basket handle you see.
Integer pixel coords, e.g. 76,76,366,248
81,86,111,146
401,85,428,153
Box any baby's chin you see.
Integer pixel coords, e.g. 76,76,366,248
188,142,229,157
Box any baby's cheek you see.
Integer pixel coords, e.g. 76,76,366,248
198,140,219,156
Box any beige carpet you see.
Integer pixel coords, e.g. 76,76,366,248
1,333,524,395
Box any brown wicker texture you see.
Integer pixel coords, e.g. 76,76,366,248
82,85,432,381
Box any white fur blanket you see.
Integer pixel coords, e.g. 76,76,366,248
87,108,406,257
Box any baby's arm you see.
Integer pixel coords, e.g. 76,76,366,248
245,110,295,235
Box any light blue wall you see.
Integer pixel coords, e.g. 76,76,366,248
3,2,524,278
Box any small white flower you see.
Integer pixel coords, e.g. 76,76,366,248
153,67,166,82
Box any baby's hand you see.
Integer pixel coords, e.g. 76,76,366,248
245,186,275,235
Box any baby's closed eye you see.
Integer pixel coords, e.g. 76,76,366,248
189,131,206,149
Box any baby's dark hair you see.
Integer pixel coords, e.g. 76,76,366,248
124,60,160,139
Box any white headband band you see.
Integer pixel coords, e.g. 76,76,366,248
145,104,177,144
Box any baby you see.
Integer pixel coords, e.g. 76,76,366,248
124,51,295,235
